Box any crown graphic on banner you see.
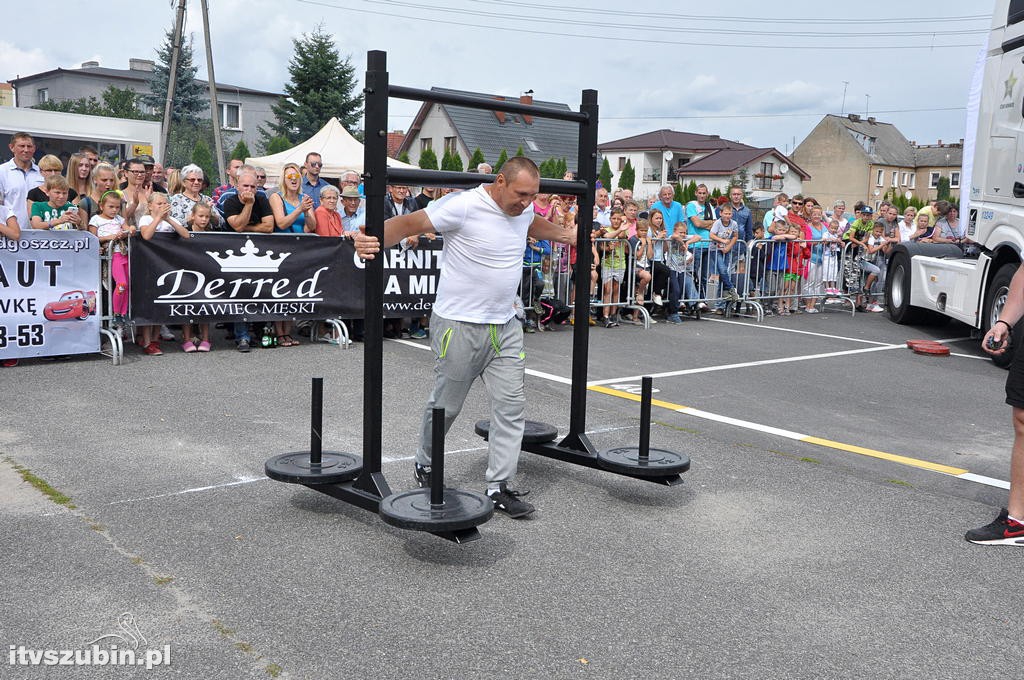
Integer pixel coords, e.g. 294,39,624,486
205,239,291,272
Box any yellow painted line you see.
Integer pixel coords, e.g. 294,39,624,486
588,385,969,477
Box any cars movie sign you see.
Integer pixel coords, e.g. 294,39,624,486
0,231,101,359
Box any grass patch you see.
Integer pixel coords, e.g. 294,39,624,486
130,556,144,566
798,457,821,464
769,450,820,464
885,479,913,488
654,420,699,434
6,458,76,509
266,663,283,677
234,642,253,654
212,620,235,637
153,576,174,586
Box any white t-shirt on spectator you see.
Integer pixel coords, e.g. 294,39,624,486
424,184,534,324
138,215,176,233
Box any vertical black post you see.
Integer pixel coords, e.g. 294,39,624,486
639,376,652,460
565,89,599,444
430,407,445,507
355,50,388,495
310,377,323,466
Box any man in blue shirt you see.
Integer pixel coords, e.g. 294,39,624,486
301,152,331,208
685,184,715,306
648,185,686,306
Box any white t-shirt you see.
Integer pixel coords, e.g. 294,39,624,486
424,185,534,324
89,214,125,239
898,219,916,242
139,214,176,233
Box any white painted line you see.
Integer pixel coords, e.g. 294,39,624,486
956,472,1011,490
106,476,267,506
589,344,900,385
700,317,898,345
676,407,807,440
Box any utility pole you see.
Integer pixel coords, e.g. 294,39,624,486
200,0,226,184
159,0,187,165
841,81,849,114
865,93,871,117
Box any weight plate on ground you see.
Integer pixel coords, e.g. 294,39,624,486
911,344,950,356
597,447,690,477
265,450,362,485
474,419,558,444
379,488,494,532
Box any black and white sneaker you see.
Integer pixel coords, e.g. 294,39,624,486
487,483,535,518
414,464,431,488
966,508,1024,545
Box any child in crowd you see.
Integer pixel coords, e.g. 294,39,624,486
822,219,843,295
781,223,810,315
88,191,131,329
747,224,767,297
599,208,630,327
180,203,214,351
630,218,653,317
861,222,886,312
665,222,700,324
765,215,792,315
708,204,740,310
30,175,83,230
138,193,190,356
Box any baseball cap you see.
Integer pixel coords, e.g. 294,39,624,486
861,206,874,216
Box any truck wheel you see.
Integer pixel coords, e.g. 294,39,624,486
986,263,1019,368
886,251,927,325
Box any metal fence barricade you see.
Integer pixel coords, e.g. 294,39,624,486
740,237,854,318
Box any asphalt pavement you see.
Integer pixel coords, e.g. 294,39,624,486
2,308,1021,679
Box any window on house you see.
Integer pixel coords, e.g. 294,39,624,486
876,169,884,187
37,88,49,103
900,172,908,187
524,138,539,152
444,136,457,154
950,171,961,188
219,103,240,129
891,171,898,187
760,161,773,176
420,138,433,153
618,157,626,171
930,172,941,189
909,173,916,189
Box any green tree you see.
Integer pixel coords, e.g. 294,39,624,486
538,158,556,178
164,121,226,176
729,168,752,199
937,176,951,201
34,86,151,120
191,138,217,186
468,147,486,170
515,145,525,157
263,25,363,144
618,158,635,192
679,180,698,203
440,149,464,172
263,135,293,155
419,147,439,170
397,151,410,164
598,157,612,190
142,28,208,124
230,139,251,161
673,182,686,204
495,149,509,172
556,158,568,178
710,187,722,201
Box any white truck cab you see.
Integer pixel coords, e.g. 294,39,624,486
887,0,1024,364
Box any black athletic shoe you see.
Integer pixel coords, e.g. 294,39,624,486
966,508,1024,545
487,483,535,518
414,464,431,488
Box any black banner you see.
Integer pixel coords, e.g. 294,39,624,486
129,233,442,323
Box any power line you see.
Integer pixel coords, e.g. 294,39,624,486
465,0,989,25
295,0,985,49
384,107,967,121
356,0,988,37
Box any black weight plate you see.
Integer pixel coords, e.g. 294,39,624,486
265,450,362,485
380,488,494,532
474,419,558,444
596,447,690,477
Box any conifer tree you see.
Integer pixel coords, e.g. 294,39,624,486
468,147,486,170
142,29,207,124
419,148,439,170
598,157,612,190
617,159,635,192
230,139,251,161
495,149,509,172
263,25,363,144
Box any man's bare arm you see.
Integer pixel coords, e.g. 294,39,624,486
528,215,575,244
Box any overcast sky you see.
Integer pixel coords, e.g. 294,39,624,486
4,0,996,155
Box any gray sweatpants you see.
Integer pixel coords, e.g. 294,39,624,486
415,312,526,489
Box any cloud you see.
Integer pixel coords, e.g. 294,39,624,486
0,41,54,81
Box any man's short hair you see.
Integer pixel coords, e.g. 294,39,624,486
78,145,98,156
44,175,70,191
497,156,539,183
659,184,673,194
696,183,708,191
792,193,804,202
477,163,492,174
9,132,34,146
935,200,951,216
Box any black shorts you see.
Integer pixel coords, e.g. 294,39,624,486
1006,343,1024,408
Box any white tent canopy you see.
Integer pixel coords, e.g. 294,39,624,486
245,117,414,184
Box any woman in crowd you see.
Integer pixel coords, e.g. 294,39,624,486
313,185,343,237
803,205,826,313
166,168,182,195
170,164,221,230
931,203,973,248
66,153,91,204
78,162,119,224
898,206,918,242
268,162,316,347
